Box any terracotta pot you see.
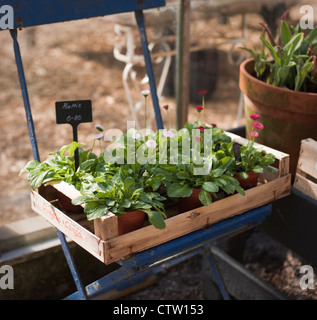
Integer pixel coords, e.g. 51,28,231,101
177,188,203,214
239,58,317,180
234,171,259,190
57,191,84,213
118,210,146,235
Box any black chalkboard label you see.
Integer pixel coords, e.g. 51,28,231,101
55,100,92,126
55,99,92,170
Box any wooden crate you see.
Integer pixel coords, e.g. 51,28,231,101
30,132,291,265
294,138,317,200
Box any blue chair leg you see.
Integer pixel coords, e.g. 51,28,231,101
134,10,164,130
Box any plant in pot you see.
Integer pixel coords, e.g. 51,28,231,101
239,15,317,178
72,163,167,234
19,141,102,213
230,114,277,189
151,122,245,213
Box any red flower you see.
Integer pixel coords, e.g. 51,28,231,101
196,106,203,113
252,121,264,130
163,105,169,110
210,123,217,127
198,90,207,95
250,113,261,120
197,126,205,132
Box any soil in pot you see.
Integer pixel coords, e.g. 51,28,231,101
118,210,146,235
234,171,259,190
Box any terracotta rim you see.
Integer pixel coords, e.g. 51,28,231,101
240,58,317,98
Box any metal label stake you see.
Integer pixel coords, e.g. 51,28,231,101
55,99,92,169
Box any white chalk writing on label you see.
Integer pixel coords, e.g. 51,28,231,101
66,115,82,122
62,102,82,109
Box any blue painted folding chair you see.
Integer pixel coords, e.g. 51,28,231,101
1,0,283,300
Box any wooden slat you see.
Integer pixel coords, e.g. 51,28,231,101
296,138,317,180
50,181,83,202
50,182,120,240
294,173,317,201
103,174,291,264
94,214,119,240
30,189,105,262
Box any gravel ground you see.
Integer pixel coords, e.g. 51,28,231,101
121,230,317,300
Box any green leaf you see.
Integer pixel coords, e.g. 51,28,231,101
68,141,84,157
84,201,101,213
252,166,264,173
202,182,219,193
86,205,108,221
28,169,53,189
211,168,224,178
19,160,40,175
280,20,292,45
123,177,135,195
300,27,317,54
121,198,132,209
222,183,236,195
260,35,281,66
146,210,166,229
283,32,304,64
71,195,90,205
235,185,245,196
198,189,212,206
166,183,192,198
176,171,191,180
79,159,96,171
239,172,249,180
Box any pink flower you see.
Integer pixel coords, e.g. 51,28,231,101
141,89,150,97
146,139,157,149
196,106,203,113
250,131,259,138
163,105,169,110
132,132,141,140
198,90,207,95
197,126,205,132
252,121,264,130
94,133,104,140
162,131,175,138
250,113,261,120
194,137,201,142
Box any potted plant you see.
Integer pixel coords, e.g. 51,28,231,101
21,128,168,232
231,114,276,189
240,15,317,178
150,118,246,213
19,141,98,213
72,163,167,234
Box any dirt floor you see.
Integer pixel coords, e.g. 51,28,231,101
0,1,316,300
